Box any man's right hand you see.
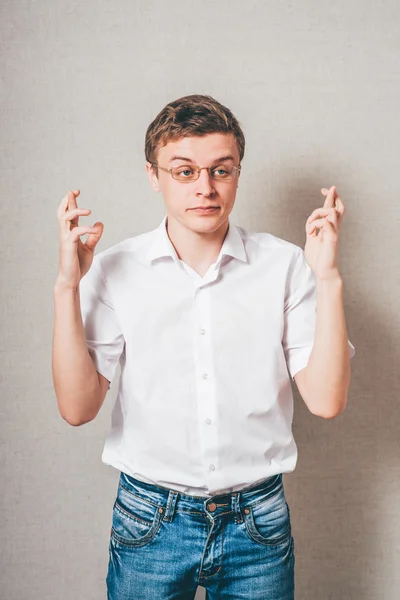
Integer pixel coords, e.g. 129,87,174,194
56,189,104,290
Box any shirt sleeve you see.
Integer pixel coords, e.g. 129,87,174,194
282,248,355,379
79,261,125,386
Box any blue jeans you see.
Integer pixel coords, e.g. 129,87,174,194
107,472,294,599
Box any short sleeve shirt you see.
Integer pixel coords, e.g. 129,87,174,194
79,217,355,496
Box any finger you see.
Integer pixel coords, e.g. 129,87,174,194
326,207,338,226
335,195,345,218
307,217,328,235
306,207,331,225
68,225,99,242
61,208,91,224
321,217,338,239
84,222,104,251
60,209,91,233
322,185,336,209
58,190,80,218
308,215,339,237
307,213,337,234
58,191,74,218
66,189,80,212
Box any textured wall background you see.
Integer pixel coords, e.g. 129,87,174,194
1,1,399,598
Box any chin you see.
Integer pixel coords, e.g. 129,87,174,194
185,213,225,232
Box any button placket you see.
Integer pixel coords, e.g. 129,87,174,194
193,286,219,481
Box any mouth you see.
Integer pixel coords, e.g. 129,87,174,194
190,206,221,212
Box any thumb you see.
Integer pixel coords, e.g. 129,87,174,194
85,221,104,252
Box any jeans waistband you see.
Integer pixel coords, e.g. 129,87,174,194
118,472,284,522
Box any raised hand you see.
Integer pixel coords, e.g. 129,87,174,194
56,189,104,290
304,185,345,280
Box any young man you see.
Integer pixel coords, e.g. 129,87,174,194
53,95,354,600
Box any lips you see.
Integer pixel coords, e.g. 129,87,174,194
191,206,220,210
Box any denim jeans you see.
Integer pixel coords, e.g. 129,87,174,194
106,472,294,599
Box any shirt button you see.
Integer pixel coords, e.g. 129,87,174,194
202,373,208,379
209,464,216,471
200,329,206,335
205,418,212,425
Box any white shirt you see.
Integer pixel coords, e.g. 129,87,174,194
80,216,355,497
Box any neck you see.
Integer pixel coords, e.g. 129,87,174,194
166,214,229,276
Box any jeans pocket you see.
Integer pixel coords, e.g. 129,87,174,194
110,483,164,548
243,488,292,547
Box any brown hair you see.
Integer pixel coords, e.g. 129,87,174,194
145,94,245,171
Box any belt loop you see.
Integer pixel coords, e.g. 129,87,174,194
163,490,178,522
231,492,243,524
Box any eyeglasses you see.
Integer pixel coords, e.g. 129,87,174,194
152,163,241,183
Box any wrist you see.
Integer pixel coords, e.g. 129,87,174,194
315,268,342,284
54,277,80,296
316,274,343,294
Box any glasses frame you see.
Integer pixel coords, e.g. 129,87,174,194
151,163,241,183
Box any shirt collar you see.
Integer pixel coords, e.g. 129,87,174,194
145,215,248,265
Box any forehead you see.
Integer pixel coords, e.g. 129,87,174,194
157,133,239,163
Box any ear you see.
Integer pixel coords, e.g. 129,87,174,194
146,162,161,192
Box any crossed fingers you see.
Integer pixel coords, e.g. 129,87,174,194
306,186,345,236
57,190,98,239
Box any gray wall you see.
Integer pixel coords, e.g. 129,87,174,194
1,1,399,598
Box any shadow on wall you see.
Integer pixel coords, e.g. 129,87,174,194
255,169,400,599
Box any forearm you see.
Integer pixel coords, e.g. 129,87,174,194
52,283,103,425
302,276,350,417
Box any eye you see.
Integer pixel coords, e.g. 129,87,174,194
176,166,195,178
212,165,232,178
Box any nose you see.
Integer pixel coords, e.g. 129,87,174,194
195,168,215,197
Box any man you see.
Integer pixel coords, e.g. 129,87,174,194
53,94,355,600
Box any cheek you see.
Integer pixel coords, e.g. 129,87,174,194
160,181,189,207
220,185,238,204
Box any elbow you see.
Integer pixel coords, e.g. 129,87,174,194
312,406,345,419
309,392,348,419
57,399,98,427
55,384,102,427
61,412,94,427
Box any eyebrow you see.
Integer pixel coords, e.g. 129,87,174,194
168,154,235,164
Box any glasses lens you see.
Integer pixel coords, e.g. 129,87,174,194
170,164,240,182
171,166,198,182
210,165,237,181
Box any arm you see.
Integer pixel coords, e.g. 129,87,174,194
52,283,110,426
294,185,352,418
52,189,107,426
294,276,350,418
